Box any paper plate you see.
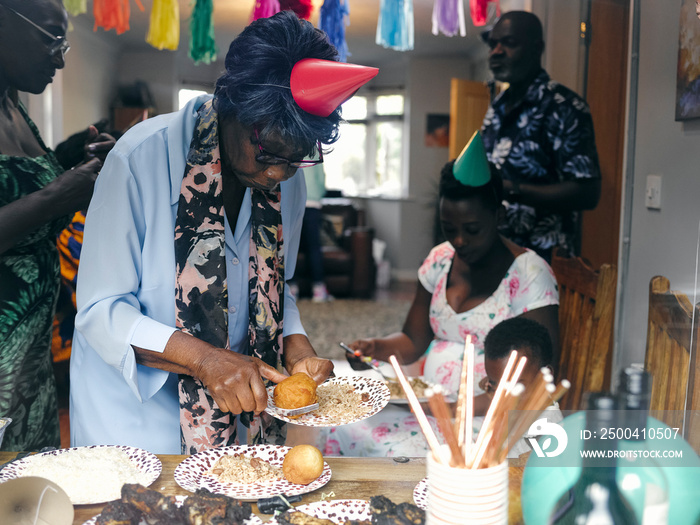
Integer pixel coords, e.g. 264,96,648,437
268,499,371,524
0,445,161,505
265,376,390,427
174,444,331,500
413,477,428,509
385,376,453,405
83,495,263,525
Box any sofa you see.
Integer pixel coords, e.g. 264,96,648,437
294,198,376,299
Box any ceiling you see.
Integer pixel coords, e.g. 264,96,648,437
71,0,496,68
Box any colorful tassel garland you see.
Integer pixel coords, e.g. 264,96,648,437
376,0,414,51
251,0,281,22
432,0,466,37
64,0,87,16
279,0,314,20
319,0,350,62
146,0,180,50
470,0,500,27
93,0,144,35
189,0,218,64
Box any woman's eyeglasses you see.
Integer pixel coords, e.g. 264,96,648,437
4,5,70,58
252,128,323,169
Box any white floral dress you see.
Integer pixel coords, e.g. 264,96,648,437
322,242,559,457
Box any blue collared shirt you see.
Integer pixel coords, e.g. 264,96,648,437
70,95,306,453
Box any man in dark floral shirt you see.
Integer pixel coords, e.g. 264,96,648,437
481,11,601,261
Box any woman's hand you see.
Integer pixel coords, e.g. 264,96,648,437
345,338,378,370
196,351,288,415
289,356,334,384
84,124,116,164
48,158,103,214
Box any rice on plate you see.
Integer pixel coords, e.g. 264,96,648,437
1,445,160,504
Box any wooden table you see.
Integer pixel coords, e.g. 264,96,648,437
0,452,525,524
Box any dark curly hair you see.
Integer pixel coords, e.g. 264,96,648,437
214,11,342,159
483,317,554,368
438,160,504,210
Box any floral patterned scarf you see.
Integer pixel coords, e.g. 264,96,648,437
174,99,286,454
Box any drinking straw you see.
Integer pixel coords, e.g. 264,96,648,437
509,355,528,389
517,369,550,412
505,382,558,454
455,335,470,448
465,337,474,457
551,379,571,403
468,350,518,468
470,428,493,469
487,382,525,466
388,355,447,463
427,386,465,467
470,355,526,468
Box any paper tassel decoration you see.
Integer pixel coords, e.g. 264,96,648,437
64,0,87,16
146,0,180,50
319,0,350,62
189,0,217,64
251,0,281,22
93,0,144,35
279,0,314,20
432,0,466,37
291,59,378,117
453,131,491,187
470,0,500,27
376,0,414,51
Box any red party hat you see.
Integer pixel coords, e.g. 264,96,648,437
290,59,379,117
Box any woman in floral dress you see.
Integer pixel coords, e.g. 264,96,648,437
0,0,110,450
324,145,559,457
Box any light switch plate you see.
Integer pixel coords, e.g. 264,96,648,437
646,174,662,209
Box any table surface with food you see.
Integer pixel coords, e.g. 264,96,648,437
0,450,526,524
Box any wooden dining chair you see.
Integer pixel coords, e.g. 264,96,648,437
645,275,700,452
551,249,617,411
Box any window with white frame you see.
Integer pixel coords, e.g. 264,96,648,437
324,90,405,198
178,87,210,110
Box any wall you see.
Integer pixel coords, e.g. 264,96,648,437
534,0,583,93
404,57,476,276
61,20,121,140
116,49,178,115
617,0,700,367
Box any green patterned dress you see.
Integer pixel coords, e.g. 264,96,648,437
0,104,69,451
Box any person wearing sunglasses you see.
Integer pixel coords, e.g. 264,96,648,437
70,11,377,454
0,0,114,451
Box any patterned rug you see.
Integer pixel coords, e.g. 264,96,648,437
296,298,412,360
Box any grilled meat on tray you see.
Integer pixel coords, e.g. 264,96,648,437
181,488,252,524
121,483,181,523
95,500,143,525
369,496,425,525
275,510,337,525
97,484,252,525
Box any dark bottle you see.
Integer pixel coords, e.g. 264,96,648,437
615,367,669,525
548,393,639,525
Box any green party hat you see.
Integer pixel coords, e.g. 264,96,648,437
453,131,491,187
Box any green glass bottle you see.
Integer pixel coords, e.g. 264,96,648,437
549,393,639,525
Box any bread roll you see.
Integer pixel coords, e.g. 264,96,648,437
283,445,324,485
273,372,318,410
